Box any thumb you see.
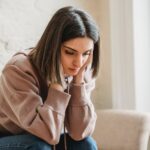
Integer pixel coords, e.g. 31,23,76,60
79,53,93,73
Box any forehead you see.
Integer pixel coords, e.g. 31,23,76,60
63,37,94,52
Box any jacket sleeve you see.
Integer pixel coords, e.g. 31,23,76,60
0,65,70,145
65,79,97,141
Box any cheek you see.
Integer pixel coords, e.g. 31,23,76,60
61,56,72,66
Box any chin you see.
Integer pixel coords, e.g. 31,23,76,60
64,69,79,76
65,72,78,76
70,72,78,76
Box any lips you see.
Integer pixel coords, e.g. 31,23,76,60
69,68,79,72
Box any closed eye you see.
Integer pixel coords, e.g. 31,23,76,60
83,51,91,56
63,45,93,56
65,50,75,55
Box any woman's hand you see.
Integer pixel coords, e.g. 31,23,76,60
73,53,93,84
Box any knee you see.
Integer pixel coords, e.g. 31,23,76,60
81,136,98,150
69,136,98,150
29,140,52,150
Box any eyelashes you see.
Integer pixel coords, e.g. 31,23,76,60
65,50,74,55
64,50,91,56
83,51,91,55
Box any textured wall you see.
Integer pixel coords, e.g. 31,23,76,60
0,0,113,110
0,0,100,71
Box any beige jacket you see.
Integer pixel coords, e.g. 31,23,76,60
0,51,97,145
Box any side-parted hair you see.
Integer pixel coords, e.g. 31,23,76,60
29,6,100,84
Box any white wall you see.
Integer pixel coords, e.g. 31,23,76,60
109,0,135,109
97,0,135,110
133,0,150,112
0,0,110,110
92,0,112,109
0,0,99,70
3,0,149,111
100,0,150,112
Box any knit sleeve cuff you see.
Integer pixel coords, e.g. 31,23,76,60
69,84,89,106
45,87,71,115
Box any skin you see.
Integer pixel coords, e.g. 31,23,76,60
51,37,94,91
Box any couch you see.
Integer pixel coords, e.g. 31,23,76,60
93,109,150,150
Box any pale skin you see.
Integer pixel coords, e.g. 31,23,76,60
51,37,94,91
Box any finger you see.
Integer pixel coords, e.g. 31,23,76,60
83,53,93,69
86,53,93,65
78,54,93,73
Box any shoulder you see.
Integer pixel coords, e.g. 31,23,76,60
1,50,39,85
0,50,40,94
4,50,34,74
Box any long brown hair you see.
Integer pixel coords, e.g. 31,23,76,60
29,6,100,84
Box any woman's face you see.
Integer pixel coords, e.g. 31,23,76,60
61,37,94,76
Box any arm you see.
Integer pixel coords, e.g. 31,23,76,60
65,78,97,141
0,65,70,145
65,53,97,140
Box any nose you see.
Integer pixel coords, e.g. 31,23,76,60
73,55,83,68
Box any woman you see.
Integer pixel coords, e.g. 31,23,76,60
0,6,100,150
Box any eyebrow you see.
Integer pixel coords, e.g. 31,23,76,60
63,45,93,53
